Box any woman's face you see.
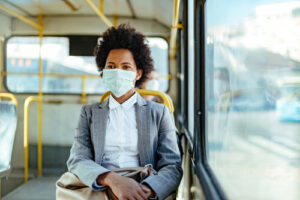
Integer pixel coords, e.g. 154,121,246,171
104,49,143,84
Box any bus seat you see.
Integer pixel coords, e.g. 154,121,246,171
0,102,17,178
100,89,174,113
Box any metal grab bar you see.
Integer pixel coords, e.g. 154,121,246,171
85,0,113,27
170,0,182,59
100,89,174,113
1,72,172,79
24,96,42,182
0,5,42,30
0,93,18,106
2,72,173,106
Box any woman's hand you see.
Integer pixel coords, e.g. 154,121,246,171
97,172,150,200
140,184,154,198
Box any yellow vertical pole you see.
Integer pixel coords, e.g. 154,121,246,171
99,0,104,13
0,39,2,92
37,13,43,177
170,0,181,59
24,99,30,182
24,96,41,182
112,14,118,27
38,14,43,96
81,75,87,104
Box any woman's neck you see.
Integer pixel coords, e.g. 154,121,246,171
111,89,135,104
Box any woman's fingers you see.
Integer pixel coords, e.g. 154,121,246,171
125,190,146,200
137,186,149,199
121,178,148,200
134,192,146,200
109,175,150,200
140,184,152,199
140,184,151,193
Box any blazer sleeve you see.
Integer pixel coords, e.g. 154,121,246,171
67,105,110,189
141,106,183,200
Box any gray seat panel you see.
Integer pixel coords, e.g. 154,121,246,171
0,102,17,178
0,166,10,178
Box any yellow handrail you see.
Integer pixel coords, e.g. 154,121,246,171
100,89,174,113
81,75,87,104
0,5,42,30
1,72,92,105
62,0,79,11
0,93,18,106
169,0,182,59
24,96,42,182
1,72,172,79
99,91,111,102
165,94,174,113
85,0,113,27
1,72,100,79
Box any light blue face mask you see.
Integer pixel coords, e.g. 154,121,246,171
102,69,137,97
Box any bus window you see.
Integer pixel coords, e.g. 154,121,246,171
187,0,195,137
147,37,169,92
5,36,169,94
6,36,102,94
204,0,300,200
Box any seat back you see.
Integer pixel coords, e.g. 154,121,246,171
0,102,17,171
100,89,174,113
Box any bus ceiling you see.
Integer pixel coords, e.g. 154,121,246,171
0,0,174,37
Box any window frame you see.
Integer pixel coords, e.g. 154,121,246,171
176,7,188,128
178,0,196,152
176,0,196,155
176,29,184,124
3,35,170,95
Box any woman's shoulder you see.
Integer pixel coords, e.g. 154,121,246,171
80,102,103,112
144,98,167,114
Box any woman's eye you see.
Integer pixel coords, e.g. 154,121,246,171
123,66,130,69
107,65,114,69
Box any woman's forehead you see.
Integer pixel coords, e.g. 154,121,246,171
106,49,136,64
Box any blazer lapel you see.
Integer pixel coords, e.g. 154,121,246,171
93,100,109,163
136,94,151,166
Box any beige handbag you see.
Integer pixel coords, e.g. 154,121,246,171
56,167,153,200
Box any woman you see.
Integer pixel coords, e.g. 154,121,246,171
67,24,182,200
139,70,163,103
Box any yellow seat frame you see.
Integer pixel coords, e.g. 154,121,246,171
100,89,174,113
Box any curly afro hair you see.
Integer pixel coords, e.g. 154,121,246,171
94,24,154,87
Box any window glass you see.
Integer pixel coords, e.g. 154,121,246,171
205,1,300,200
6,37,102,93
188,0,195,136
5,36,169,93
177,29,185,124
147,37,169,92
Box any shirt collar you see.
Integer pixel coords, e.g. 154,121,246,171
109,92,137,110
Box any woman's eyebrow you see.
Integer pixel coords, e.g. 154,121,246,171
107,61,115,64
121,62,132,65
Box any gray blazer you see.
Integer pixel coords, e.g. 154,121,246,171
67,93,183,200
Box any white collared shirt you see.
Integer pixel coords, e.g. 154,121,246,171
101,92,140,170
